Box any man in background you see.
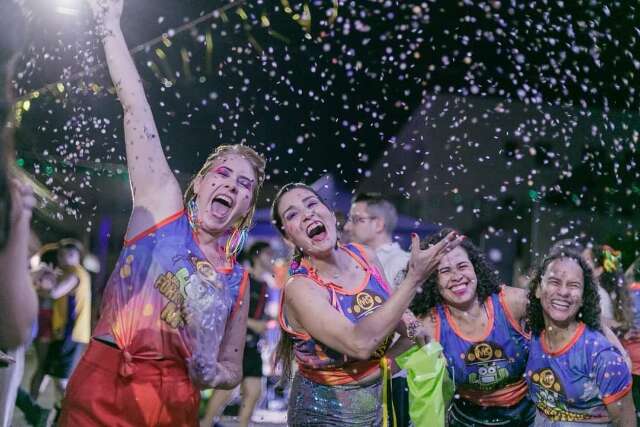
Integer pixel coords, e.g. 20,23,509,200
344,192,410,288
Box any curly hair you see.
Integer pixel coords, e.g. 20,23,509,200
410,228,502,317
526,248,601,336
592,244,633,334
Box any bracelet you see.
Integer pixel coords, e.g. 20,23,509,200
406,320,423,342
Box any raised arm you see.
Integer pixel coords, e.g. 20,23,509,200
286,232,463,360
0,180,38,349
89,0,182,235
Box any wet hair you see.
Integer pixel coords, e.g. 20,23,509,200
410,228,501,317
592,244,633,334
352,192,398,235
270,182,329,382
183,144,266,231
246,240,270,267
526,248,601,336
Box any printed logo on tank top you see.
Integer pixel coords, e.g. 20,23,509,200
346,290,384,318
530,368,591,422
154,256,220,329
463,342,511,391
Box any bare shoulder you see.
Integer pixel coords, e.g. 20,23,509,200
502,285,528,300
284,275,328,302
501,286,529,319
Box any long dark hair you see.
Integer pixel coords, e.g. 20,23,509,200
592,244,633,335
410,228,502,317
526,248,601,336
0,1,27,250
270,182,329,381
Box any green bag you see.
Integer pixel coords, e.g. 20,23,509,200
395,342,454,427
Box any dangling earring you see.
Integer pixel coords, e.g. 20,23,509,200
225,226,248,260
187,197,200,231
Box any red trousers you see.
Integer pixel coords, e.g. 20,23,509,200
59,340,199,427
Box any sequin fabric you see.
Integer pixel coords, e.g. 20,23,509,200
287,374,383,426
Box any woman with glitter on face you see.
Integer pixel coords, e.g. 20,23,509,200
58,1,266,425
525,248,635,426
271,183,463,425
410,228,535,426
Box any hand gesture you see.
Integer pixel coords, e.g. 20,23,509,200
86,0,123,26
404,231,464,287
10,179,36,226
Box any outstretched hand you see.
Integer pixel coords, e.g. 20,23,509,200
404,231,464,287
86,0,123,25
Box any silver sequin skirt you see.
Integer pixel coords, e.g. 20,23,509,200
287,373,383,426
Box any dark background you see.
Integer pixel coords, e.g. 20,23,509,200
9,0,640,284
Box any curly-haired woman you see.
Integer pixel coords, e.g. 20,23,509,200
525,248,635,426
410,228,533,426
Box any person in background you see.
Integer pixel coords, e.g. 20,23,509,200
15,259,58,427
202,241,275,427
30,239,91,406
525,247,635,426
344,192,410,288
582,245,634,334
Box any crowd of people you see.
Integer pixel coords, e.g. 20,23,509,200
1,0,640,427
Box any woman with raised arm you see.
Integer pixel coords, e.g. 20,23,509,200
271,183,462,425
410,228,534,426
59,1,266,426
525,248,635,427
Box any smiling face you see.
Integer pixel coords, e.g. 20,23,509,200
536,257,584,328
193,154,256,234
276,187,337,257
436,246,478,309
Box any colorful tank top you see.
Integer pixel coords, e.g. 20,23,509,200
432,288,530,407
279,243,393,385
526,323,632,423
93,210,248,372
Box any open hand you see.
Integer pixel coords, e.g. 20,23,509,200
86,0,123,25
404,231,464,287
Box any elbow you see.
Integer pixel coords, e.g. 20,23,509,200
217,374,242,390
349,339,381,361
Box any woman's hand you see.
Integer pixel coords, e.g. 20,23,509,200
404,231,464,287
86,0,123,26
10,179,36,226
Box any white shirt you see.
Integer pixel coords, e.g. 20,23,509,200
375,242,410,290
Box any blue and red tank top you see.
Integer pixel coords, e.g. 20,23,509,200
432,288,530,407
526,323,632,423
94,210,248,366
279,243,393,385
